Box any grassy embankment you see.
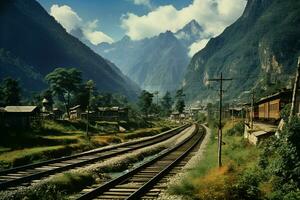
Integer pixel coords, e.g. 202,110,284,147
0,119,177,170
0,123,182,200
169,119,261,199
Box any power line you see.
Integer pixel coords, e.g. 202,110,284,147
208,73,232,168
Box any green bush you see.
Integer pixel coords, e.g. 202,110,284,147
280,103,291,122
253,117,300,199
229,169,263,200
227,122,244,136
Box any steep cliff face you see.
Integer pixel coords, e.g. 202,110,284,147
0,0,140,98
183,0,300,103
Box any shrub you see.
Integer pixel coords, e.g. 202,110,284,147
229,169,263,200
280,103,291,122
227,121,244,136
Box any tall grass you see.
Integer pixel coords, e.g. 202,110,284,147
169,120,259,200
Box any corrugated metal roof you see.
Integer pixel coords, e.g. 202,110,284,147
5,106,38,113
256,89,292,104
98,107,120,111
70,105,81,110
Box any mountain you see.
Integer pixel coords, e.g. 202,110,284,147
175,19,204,48
94,36,149,76
0,0,140,99
94,20,204,94
127,31,189,93
182,0,300,104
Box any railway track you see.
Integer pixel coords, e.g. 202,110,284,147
75,124,205,200
0,124,190,191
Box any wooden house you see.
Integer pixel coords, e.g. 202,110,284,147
70,105,83,120
97,107,128,121
170,112,180,120
255,90,292,121
3,106,40,128
53,108,63,120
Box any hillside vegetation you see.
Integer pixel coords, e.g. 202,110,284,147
0,0,139,98
183,0,300,103
170,118,300,199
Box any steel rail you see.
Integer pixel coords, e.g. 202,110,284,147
0,124,189,190
76,124,204,200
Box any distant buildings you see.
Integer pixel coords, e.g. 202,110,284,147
78,106,129,121
0,106,40,128
70,105,83,120
97,107,128,121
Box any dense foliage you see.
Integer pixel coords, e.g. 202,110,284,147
138,90,154,118
160,91,173,117
257,117,300,199
175,89,185,114
0,77,21,105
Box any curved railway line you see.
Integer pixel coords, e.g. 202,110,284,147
75,124,205,200
0,124,189,191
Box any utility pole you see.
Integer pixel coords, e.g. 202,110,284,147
208,73,232,168
251,92,255,131
85,80,94,140
289,56,300,123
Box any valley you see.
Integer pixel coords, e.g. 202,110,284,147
0,0,299,199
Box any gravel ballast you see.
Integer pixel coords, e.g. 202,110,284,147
157,125,212,200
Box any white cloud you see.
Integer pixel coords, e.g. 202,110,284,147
83,20,114,45
188,39,209,57
132,0,152,8
121,0,247,40
50,4,82,32
50,5,114,45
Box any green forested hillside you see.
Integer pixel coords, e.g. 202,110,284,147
0,0,139,98
183,0,300,103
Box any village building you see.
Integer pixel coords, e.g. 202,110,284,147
255,89,292,121
244,88,300,145
53,108,64,120
189,107,207,117
97,107,128,121
228,107,244,118
170,111,189,121
41,98,52,113
69,105,83,120
170,112,180,120
3,106,40,128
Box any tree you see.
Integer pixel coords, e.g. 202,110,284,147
2,77,21,105
45,68,82,118
161,91,173,116
175,89,185,114
138,90,153,118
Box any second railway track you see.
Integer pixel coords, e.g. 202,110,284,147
0,124,190,191
75,124,205,200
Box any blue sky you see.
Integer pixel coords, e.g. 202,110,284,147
37,0,246,55
38,0,193,41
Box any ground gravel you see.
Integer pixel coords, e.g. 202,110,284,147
157,125,212,200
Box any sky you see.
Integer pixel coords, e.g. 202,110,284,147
37,0,247,55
